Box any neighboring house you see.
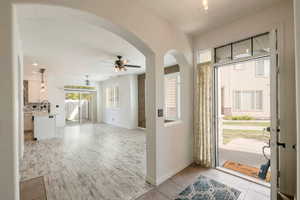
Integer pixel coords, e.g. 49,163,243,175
219,58,270,119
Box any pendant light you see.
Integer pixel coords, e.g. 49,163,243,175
40,68,46,92
85,75,90,86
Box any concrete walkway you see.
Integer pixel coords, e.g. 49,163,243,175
219,138,270,168
222,125,265,131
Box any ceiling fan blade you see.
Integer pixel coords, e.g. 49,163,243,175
124,64,141,68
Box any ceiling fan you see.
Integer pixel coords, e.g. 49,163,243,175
114,55,141,72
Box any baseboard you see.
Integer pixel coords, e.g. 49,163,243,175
156,161,193,185
146,175,157,186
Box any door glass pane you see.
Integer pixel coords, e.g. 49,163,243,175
80,93,93,123
253,33,270,56
65,92,80,124
216,58,271,183
215,45,231,63
65,91,94,124
232,39,251,59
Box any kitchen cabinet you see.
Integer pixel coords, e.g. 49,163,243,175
24,80,48,103
24,113,33,131
34,114,56,140
28,80,41,103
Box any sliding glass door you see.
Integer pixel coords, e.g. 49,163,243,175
79,92,94,123
65,91,96,124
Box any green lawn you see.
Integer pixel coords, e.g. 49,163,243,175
223,121,270,127
223,129,270,144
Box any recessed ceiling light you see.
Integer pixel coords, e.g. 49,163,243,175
203,0,208,11
32,62,38,67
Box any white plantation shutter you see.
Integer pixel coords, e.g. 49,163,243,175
165,73,180,120
106,86,120,108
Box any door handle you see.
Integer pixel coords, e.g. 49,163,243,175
265,127,280,132
277,142,286,148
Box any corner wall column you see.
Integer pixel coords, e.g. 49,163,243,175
0,2,20,200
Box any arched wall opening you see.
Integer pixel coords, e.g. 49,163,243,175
1,1,193,199
5,2,158,199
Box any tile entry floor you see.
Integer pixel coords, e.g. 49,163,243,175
20,123,270,200
137,165,270,200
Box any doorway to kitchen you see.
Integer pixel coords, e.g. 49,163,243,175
65,90,96,125
213,32,279,190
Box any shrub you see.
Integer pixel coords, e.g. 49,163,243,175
223,115,254,120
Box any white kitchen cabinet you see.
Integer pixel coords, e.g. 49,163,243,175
27,80,48,103
24,113,33,131
34,114,56,140
28,80,41,103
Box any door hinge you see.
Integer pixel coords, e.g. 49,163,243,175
277,171,280,178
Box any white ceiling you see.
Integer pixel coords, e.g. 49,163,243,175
17,1,283,82
135,0,284,34
17,5,150,82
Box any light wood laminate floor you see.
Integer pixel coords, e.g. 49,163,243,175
20,124,153,200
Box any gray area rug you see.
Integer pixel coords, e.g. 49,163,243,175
20,176,47,200
175,175,241,200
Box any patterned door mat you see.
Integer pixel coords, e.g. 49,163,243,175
175,175,241,200
20,176,47,200
223,161,271,182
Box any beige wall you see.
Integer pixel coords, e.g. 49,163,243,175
219,60,270,119
193,0,296,196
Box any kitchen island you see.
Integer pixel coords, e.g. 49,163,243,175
33,113,56,140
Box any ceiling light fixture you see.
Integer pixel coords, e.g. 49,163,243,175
85,75,90,86
203,0,208,11
39,68,46,92
114,65,127,72
32,62,38,67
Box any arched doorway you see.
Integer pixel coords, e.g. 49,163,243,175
10,2,158,199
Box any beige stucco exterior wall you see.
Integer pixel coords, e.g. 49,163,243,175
219,60,270,119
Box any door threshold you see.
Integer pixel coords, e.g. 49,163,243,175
216,167,270,188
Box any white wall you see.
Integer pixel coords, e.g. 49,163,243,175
101,75,138,129
193,0,296,196
15,13,24,161
294,0,300,198
157,51,194,184
2,1,194,197
0,3,20,200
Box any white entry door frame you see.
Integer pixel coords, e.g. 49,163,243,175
269,29,279,200
293,0,300,199
212,30,279,199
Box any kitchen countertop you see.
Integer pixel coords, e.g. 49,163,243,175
24,111,55,117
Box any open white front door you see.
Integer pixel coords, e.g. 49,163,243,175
270,29,279,200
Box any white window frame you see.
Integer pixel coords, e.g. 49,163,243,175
164,72,181,121
255,59,270,77
233,90,263,112
106,85,120,109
